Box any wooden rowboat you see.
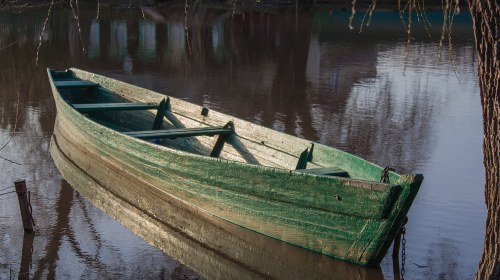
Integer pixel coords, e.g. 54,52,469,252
47,68,423,268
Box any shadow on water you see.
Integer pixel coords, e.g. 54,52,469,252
0,2,484,279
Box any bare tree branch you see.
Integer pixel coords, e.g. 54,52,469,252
0,41,17,52
35,0,54,66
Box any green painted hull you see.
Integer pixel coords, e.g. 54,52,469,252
47,68,423,267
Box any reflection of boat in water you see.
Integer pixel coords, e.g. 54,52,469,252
51,144,385,279
47,68,422,271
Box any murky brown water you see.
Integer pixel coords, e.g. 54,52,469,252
0,3,484,280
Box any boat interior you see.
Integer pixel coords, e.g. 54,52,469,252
50,69,398,184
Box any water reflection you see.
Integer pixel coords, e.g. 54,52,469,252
19,232,34,280
88,20,100,58
0,7,200,279
0,4,484,280
50,136,384,279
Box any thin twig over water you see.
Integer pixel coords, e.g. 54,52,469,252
95,0,100,20
0,41,17,53
359,0,377,33
351,0,459,76
184,0,192,55
0,91,20,151
0,0,61,11
69,0,86,52
0,91,22,165
348,0,357,30
35,0,54,66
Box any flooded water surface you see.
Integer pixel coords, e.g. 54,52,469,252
0,3,484,279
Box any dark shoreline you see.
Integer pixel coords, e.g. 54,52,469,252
0,0,467,12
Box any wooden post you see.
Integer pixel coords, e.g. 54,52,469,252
18,231,34,280
14,180,33,232
392,252,401,280
392,230,401,257
392,216,408,257
210,121,234,158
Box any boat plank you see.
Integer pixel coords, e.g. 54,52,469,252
73,102,159,112
123,127,233,140
295,167,350,177
152,98,168,130
54,80,99,89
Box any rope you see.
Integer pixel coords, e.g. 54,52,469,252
0,191,15,197
28,191,36,227
0,195,16,201
0,189,58,200
0,186,11,193
29,192,57,200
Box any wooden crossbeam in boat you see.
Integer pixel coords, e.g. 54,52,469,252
51,70,72,79
210,121,234,158
152,98,169,130
123,126,233,140
295,167,349,178
295,143,314,170
73,102,159,112
54,80,99,89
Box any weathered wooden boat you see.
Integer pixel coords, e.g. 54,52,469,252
47,68,423,268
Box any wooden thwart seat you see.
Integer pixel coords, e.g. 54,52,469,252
294,143,349,177
70,89,233,156
54,80,99,89
73,102,159,112
73,98,168,130
51,71,72,79
209,121,234,157
295,143,314,170
152,98,169,130
295,167,349,178
123,126,233,140
124,121,234,157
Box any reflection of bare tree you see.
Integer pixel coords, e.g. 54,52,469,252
265,13,317,138
33,178,201,279
32,181,71,279
0,9,73,135
32,181,112,279
75,194,103,252
423,238,460,280
19,232,34,280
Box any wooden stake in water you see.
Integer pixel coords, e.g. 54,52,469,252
14,180,33,232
